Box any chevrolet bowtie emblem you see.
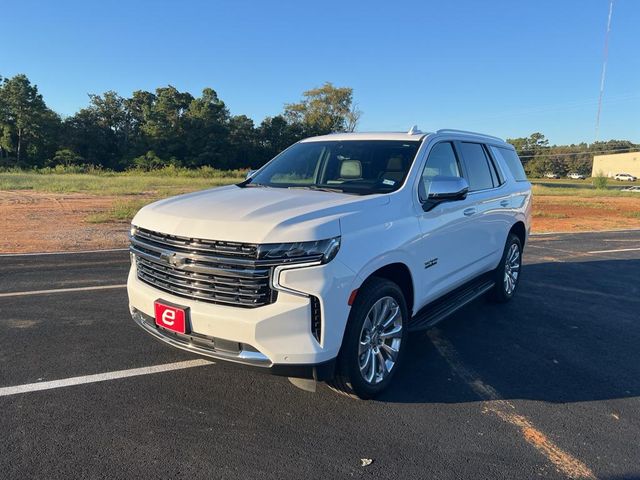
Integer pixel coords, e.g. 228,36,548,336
160,251,186,267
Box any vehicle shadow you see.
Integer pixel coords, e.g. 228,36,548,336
535,181,589,189
378,258,640,405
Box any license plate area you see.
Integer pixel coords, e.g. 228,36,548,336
154,300,190,334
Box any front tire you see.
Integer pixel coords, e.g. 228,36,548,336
489,233,523,303
327,277,409,399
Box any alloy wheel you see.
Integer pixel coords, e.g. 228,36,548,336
358,296,403,385
504,243,521,295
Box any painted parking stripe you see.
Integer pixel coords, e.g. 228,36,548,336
0,284,127,298
586,247,640,254
530,228,640,236
0,360,213,397
428,330,596,480
0,248,129,257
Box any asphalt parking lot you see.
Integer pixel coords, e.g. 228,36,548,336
1,230,639,480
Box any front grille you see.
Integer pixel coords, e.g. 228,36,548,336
130,227,276,308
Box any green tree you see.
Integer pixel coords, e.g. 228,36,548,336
257,115,304,162
284,82,361,135
51,148,84,166
183,87,230,167
506,132,549,165
124,90,156,156
0,74,61,166
62,108,110,167
227,115,258,168
142,86,194,162
132,150,167,170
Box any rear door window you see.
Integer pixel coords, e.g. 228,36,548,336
490,146,527,182
458,142,494,191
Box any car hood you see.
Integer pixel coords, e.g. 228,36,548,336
132,185,390,243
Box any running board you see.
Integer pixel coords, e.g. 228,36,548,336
408,277,495,332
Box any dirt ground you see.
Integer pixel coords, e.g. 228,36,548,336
532,195,640,233
0,191,130,253
1,191,639,253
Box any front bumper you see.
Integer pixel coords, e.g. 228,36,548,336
127,254,357,375
131,308,336,380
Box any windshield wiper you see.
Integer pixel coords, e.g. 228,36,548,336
239,181,270,188
288,185,346,193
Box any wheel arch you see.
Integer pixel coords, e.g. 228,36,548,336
360,262,415,316
509,221,527,247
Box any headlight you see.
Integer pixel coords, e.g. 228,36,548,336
130,224,138,237
257,237,340,264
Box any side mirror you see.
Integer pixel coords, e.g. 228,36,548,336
421,176,469,212
246,169,256,180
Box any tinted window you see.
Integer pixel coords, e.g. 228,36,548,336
490,146,527,182
246,140,421,195
419,142,461,200
485,148,503,186
459,142,494,191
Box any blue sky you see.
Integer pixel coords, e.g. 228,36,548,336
1,0,638,144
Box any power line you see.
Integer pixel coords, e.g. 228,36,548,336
481,92,640,121
595,0,614,141
517,147,639,159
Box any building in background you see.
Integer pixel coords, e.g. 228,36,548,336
592,151,640,177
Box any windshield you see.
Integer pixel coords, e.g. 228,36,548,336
242,140,421,195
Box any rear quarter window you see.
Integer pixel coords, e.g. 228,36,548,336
491,146,527,182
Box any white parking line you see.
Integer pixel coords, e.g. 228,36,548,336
0,248,128,257
530,228,640,236
586,247,640,254
0,284,127,298
428,330,596,480
0,360,213,397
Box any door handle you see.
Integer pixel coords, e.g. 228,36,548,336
500,200,509,207
463,207,476,216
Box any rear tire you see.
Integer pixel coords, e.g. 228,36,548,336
489,233,522,303
327,277,408,399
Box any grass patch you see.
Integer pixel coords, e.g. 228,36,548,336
531,182,640,197
86,199,153,223
0,169,245,196
1,170,638,201
533,211,569,219
623,211,640,219
561,199,616,209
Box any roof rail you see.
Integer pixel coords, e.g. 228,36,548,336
435,129,503,142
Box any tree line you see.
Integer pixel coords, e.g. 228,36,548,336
506,132,639,177
0,74,359,171
0,73,637,175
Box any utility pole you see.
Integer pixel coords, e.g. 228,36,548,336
595,0,614,142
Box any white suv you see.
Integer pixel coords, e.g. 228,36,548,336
127,128,532,398
614,173,637,181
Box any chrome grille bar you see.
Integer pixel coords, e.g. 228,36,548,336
130,228,276,308
135,227,258,257
130,245,270,279
137,262,268,298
